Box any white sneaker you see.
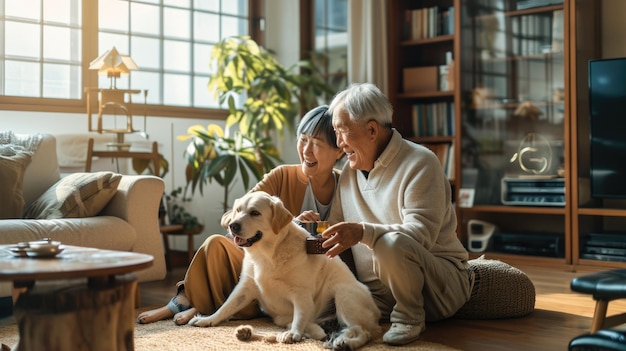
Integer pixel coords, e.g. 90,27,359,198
383,322,425,345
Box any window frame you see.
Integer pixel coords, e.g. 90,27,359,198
300,0,348,99
0,0,263,120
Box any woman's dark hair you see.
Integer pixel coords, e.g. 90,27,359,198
296,105,338,149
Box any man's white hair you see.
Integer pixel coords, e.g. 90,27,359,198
328,83,393,126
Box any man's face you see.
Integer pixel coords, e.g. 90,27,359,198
332,109,377,171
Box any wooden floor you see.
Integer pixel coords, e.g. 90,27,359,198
139,264,626,351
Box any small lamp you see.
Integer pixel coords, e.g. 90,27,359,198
86,47,142,150
89,46,138,89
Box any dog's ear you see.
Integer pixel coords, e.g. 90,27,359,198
270,197,293,234
221,209,234,228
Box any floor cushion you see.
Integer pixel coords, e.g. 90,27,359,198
454,256,536,319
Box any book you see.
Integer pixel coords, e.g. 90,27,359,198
412,102,454,137
406,6,454,40
438,65,449,91
446,143,455,180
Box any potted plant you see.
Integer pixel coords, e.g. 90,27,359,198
179,35,334,212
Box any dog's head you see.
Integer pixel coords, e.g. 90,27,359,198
221,191,294,248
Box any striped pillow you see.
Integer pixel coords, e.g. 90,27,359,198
24,171,122,219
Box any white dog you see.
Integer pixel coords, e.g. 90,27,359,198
188,191,380,350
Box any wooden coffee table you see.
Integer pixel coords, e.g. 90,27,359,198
0,245,153,351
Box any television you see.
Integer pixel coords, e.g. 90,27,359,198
588,57,626,199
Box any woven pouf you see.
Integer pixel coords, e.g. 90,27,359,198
454,256,536,319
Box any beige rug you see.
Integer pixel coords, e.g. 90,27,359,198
0,310,460,351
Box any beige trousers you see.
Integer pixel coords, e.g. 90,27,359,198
366,232,471,325
179,234,261,319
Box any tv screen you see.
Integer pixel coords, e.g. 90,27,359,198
588,57,626,199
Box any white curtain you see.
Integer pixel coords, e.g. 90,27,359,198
348,0,389,95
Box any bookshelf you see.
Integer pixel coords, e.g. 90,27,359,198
388,0,605,269
387,0,460,186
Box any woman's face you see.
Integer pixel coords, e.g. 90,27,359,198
297,133,342,177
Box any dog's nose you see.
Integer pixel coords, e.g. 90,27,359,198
229,222,241,234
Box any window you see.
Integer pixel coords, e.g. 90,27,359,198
0,0,82,100
0,0,258,118
304,0,348,95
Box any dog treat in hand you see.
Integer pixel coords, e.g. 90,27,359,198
306,236,329,254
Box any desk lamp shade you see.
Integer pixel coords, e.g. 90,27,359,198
89,47,138,88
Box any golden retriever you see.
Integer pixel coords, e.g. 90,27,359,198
188,191,380,350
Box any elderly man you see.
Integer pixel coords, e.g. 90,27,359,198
321,83,471,346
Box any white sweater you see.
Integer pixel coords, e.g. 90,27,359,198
328,130,468,282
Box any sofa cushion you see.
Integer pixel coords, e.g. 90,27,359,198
22,134,61,205
24,171,122,219
0,148,33,219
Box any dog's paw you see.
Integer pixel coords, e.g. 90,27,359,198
276,330,303,344
325,338,354,351
325,334,358,351
187,315,217,327
235,325,254,341
324,326,369,351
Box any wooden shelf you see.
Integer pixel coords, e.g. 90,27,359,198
461,205,566,215
398,91,454,99
400,34,454,46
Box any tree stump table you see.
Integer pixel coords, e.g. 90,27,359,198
0,245,153,351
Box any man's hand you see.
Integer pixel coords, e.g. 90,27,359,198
320,222,364,258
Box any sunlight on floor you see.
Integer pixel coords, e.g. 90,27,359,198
536,292,626,319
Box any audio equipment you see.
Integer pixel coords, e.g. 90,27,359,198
501,177,565,206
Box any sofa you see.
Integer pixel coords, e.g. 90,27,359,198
0,132,166,297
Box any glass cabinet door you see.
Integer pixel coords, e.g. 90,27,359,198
459,0,565,207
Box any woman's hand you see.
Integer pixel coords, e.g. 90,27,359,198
295,210,320,223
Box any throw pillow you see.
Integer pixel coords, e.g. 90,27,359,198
23,171,123,219
0,148,33,219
